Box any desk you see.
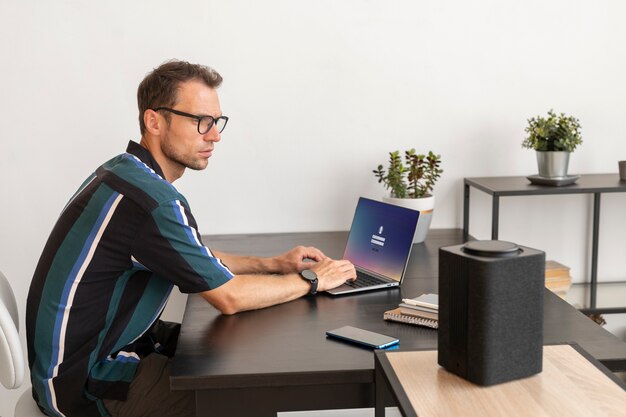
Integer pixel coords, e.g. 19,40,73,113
374,344,626,417
463,174,626,314
170,229,626,417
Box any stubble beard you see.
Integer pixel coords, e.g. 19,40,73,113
161,130,209,172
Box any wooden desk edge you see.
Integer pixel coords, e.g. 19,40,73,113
374,343,626,417
375,350,418,417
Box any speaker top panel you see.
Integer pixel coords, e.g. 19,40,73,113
462,240,521,257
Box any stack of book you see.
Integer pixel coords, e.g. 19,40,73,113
545,260,572,299
384,293,438,329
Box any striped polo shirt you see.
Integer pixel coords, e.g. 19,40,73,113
26,141,234,417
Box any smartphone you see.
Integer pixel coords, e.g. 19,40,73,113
326,326,399,349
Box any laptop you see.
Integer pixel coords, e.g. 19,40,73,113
327,197,420,295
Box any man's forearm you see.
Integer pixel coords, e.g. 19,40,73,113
201,257,356,314
211,250,280,275
201,273,309,314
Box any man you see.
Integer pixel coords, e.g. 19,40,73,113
26,60,356,417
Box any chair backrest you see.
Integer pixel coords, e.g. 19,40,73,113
0,270,26,389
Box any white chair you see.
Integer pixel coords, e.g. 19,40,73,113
0,271,46,416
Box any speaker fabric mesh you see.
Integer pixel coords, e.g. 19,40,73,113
438,242,545,386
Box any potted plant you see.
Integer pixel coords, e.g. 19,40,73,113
522,109,582,178
373,149,443,243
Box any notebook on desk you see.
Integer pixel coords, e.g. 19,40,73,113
327,197,420,295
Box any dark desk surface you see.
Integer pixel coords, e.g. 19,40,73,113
170,229,626,416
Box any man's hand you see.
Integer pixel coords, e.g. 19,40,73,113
272,246,328,274
309,258,356,292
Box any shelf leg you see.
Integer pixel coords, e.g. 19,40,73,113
491,196,500,240
590,193,601,309
463,182,470,242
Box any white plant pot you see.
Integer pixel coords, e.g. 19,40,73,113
382,194,435,244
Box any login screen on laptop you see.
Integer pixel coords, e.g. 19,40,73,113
343,198,419,282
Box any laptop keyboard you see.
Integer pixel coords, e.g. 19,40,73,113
344,270,386,288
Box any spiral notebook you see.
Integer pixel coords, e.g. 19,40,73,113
384,308,438,329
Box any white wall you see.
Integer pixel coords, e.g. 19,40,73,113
2,1,626,415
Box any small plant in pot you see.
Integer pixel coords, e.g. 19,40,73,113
522,109,582,178
373,149,443,243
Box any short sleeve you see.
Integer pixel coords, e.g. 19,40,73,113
131,199,234,293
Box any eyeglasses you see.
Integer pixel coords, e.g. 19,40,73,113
152,107,229,134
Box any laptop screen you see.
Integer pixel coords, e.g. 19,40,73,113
343,197,420,282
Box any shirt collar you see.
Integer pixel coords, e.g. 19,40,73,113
125,140,166,179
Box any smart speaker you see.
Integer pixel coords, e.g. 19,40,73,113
438,240,545,386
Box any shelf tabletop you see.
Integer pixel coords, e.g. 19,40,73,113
465,173,626,196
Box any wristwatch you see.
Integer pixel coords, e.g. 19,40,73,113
300,269,318,295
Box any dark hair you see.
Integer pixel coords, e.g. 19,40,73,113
137,59,223,135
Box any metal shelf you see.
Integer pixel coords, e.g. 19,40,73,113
566,282,626,314
464,174,626,313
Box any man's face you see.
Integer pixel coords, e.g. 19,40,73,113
160,80,222,174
